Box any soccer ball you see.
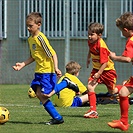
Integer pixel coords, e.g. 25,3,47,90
28,88,36,98
0,107,10,124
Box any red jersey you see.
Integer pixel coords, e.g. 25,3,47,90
122,36,133,88
122,36,133,59
88,38,115,70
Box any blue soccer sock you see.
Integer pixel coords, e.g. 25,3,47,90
54,80,67,93
43,100,62,120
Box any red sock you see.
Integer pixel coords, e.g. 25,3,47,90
116,85,123,93
119,96,129,125
88,92,96,111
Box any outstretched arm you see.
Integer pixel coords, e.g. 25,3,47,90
110,51,131,63
12,56,34,71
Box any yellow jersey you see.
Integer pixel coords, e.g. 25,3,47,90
28,32,56,73
54,73,87,107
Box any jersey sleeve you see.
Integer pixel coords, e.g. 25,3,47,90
122,40,133,59
100,43,110,64
38,34,56,57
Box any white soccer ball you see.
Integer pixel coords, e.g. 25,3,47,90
0,107,10,124
28,88,36,98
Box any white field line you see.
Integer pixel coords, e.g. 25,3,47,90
0,103,40,108
0,103,119,110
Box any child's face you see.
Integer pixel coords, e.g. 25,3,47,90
119,27,132,38
26,20,41,36
75,71,79,77
88,31,101,44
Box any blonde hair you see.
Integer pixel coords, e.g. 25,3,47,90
65,61,81,75
116,12,133,30
26,12,42,24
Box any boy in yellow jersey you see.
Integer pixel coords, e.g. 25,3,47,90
44,61,88,107
84,22,119,118
12,12,78,125
108,12,133,131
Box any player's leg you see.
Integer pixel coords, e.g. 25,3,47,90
71,97,82,107
37,86,64,125
54,77,79,94
108,86,133,131
84,80,98,118
43,77,79,98
32,73,64,125
79,94,88,105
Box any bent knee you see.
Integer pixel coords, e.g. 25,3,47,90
108,89,117,94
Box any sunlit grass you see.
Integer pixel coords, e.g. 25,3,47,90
0,85,133,133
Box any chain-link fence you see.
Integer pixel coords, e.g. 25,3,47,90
0,0,132,84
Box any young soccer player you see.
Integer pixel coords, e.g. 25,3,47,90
84,22,119,118
108,12,133,131
44,61,88,107
12,12,78,125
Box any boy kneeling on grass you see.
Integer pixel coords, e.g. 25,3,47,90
44,61,89,107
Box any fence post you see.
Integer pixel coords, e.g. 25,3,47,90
64,0,70,67
0,0,2,40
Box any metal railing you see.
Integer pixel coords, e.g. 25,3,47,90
19,0,107,39
0,0,7,39
121,0,133,12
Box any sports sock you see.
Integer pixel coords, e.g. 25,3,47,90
54,80,67,93
43,100,62,120
119,96,129,125
88,92,96,111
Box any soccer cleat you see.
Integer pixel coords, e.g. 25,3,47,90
45,118,64,125
84,110,98,118
108,120,130,131
63,77,79,93
112,120,120,122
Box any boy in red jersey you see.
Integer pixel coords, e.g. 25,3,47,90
84,22,119,118
108,12,133,131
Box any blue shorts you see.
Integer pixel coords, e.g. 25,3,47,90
31,73,56,94
71,97,82,107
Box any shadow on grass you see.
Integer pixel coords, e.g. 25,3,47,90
62,114,114,118
8,121,33,124
62,114,83,118
8,120,62,125
73,131,120,133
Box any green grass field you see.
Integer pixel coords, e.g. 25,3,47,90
0,85,133,133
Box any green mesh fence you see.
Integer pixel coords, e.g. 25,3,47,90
0,0,132,85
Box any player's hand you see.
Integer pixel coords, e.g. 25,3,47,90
55,68,62,78
93,72,100,79
109,51,116,60
12,62,25,71
76,92,80,95
92,73,100,84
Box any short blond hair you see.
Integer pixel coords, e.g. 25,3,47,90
65,61,81,75
26,12,42,24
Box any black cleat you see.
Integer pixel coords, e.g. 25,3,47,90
45,118,64,125
63,77,79,93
